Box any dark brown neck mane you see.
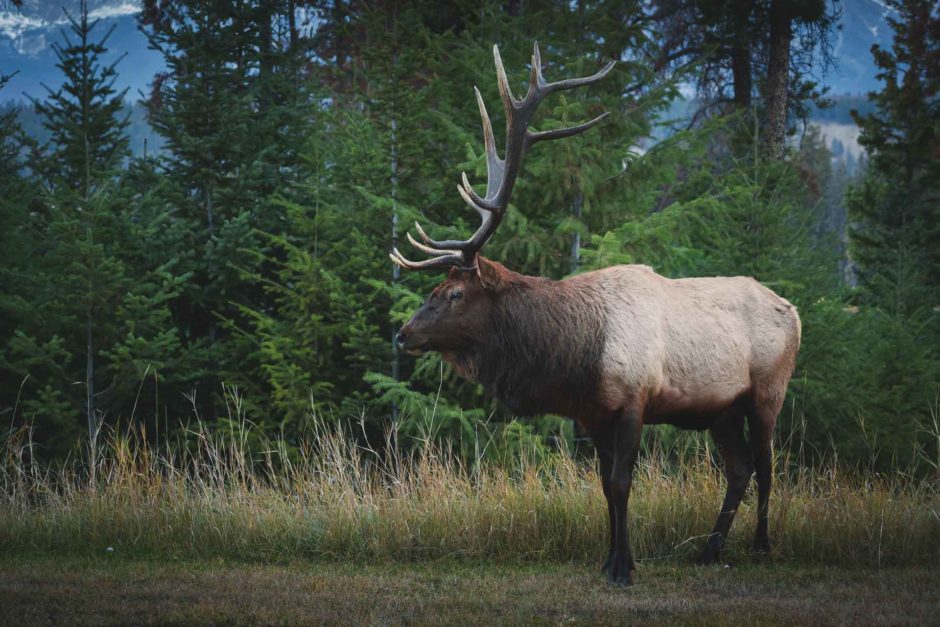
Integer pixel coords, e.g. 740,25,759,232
445,266,608,417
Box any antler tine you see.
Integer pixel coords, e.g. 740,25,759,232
539,58,616,96
406,232,461,257
396,42,612,273
414,219,481,252
390,247,464,270
529,41,544,92
414,221,465,250
473,86,504,199
459,171,494,212
416,190,496,252
527,111,610,146
492,44,517,110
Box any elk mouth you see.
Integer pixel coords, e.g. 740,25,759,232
397,332,430,356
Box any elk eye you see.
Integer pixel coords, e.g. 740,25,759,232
449,290,463,302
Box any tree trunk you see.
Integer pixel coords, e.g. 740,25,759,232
205,186,217,420
205,185,214,234
731,46,751,109
86,309,95,441
205,187,216,345
765,0,792,157
569,187,592,458
333,0,346,69
571,0,585,274
731,0,752,109
390,113,400,425
259,6,272,78
288,0,297,47
570,188,582,272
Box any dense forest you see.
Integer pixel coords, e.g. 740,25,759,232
0,0,937,472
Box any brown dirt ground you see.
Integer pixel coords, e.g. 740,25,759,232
1,558,938,626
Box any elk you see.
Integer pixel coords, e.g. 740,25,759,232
391,43,801,586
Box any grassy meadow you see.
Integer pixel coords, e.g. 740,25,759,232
2,418,939,568
2,415,939,624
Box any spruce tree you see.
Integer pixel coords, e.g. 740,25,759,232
5,2,130,449
3,2,185,456
849,0,939,296
843,0,940,467
139,0,316,424
0,73,36,428
31,4,129,192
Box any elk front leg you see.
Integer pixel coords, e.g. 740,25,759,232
592,426,615,574
606,411,642,586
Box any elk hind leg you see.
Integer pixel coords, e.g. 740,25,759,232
591,424,616,574
748,390,783,554
697,409,754,565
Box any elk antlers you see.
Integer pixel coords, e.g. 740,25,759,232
390,42,615,271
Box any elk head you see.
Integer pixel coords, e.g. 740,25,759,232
392,43,614,356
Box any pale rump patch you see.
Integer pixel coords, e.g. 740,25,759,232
592,266,800,426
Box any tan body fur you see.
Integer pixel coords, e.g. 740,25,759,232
587,265,800,430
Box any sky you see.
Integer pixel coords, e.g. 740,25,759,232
0,0,896,105
0,0,163,103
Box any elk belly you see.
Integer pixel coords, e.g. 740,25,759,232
645,379,750,429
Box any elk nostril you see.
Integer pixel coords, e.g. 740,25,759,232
396,331,407,346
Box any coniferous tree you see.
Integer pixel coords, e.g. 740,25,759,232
5,2,131,449
849,0,939,296
652,0,838,154
842,0,940,467
0,72,36,429
30,5,129,194
2,3,186,456
139,0,317,424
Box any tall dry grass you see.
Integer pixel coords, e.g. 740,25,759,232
2,412,938,568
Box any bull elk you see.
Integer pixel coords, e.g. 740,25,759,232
391,43,801,585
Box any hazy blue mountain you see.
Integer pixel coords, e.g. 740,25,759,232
8,98,162,158
0,1,162,103
827,0,895,95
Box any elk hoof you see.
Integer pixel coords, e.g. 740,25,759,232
696,534,723,565
752,537,771,554
607,567,633,587
606,554,634,586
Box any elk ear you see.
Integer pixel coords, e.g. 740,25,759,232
475,257,506,292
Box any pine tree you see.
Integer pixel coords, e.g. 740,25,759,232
842,0,940,468
652,0,837,155
3,2,185,456
139,0,317,424
31,2,129,193
5,2,131,450
849,0,940,296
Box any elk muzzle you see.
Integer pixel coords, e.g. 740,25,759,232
396,322,427,355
